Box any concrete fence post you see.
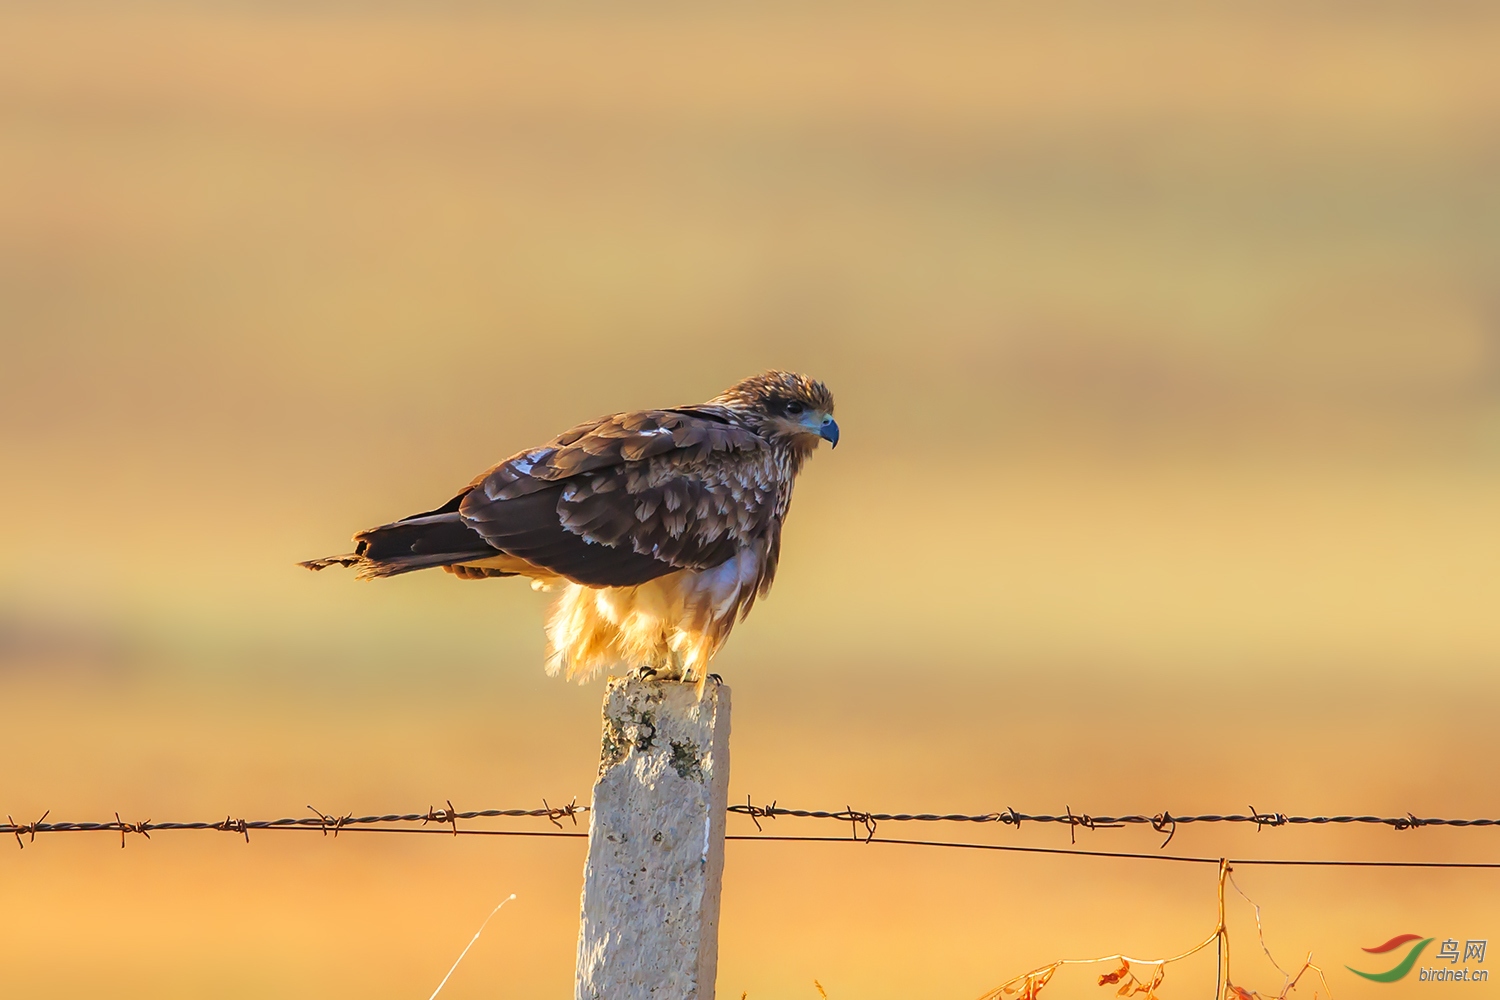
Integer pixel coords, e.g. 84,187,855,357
575,677,732,1000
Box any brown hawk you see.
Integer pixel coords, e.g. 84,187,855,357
301,371,837,682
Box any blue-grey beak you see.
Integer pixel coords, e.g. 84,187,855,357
819,416,840,448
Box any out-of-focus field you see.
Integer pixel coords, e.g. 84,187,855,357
3,3,1500,998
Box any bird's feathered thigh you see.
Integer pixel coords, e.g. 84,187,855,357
543,546,766,682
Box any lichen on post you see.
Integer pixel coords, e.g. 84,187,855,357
576,677,732,1000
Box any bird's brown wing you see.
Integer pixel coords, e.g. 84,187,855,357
458,408,777,587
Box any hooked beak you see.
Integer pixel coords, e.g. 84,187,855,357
819,415,840,449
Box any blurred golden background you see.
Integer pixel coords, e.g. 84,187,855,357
3,3,1499,997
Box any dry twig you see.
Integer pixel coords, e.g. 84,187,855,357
976,861,1328,1000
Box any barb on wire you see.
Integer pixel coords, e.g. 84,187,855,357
739,795,777,832
8,810,48,849
1151,811,1177,848
1393,813,1428,831
115,811,151,849
307,805,353,837
424,800,460,835
1248,806,1288,833
216,815,250,843
542,797,583,829
1063,805,1125,844
839,805,877,843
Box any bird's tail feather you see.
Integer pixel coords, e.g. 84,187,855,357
299,509,497,580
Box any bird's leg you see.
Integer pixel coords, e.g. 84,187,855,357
652,648,686,684
632,665,660,681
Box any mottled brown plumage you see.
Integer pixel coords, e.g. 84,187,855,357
301,371,837,681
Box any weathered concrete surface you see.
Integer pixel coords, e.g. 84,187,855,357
575,678,731,1000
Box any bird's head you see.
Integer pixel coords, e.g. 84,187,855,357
712,370,838,452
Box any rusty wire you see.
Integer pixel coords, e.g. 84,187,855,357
726,797,1500,847
2,817,1499,868
724,833,1500,868
0,800,586,847
3,797,1498,866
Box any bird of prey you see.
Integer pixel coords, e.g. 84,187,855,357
301,371,838,683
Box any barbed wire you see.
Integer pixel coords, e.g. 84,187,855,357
727,834,1500,868
725,798,1500,847
2,799,587,848
4,798,1497,869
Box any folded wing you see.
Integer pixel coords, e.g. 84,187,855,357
458,407,775,587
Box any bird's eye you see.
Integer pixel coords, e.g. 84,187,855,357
785,401,805,416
